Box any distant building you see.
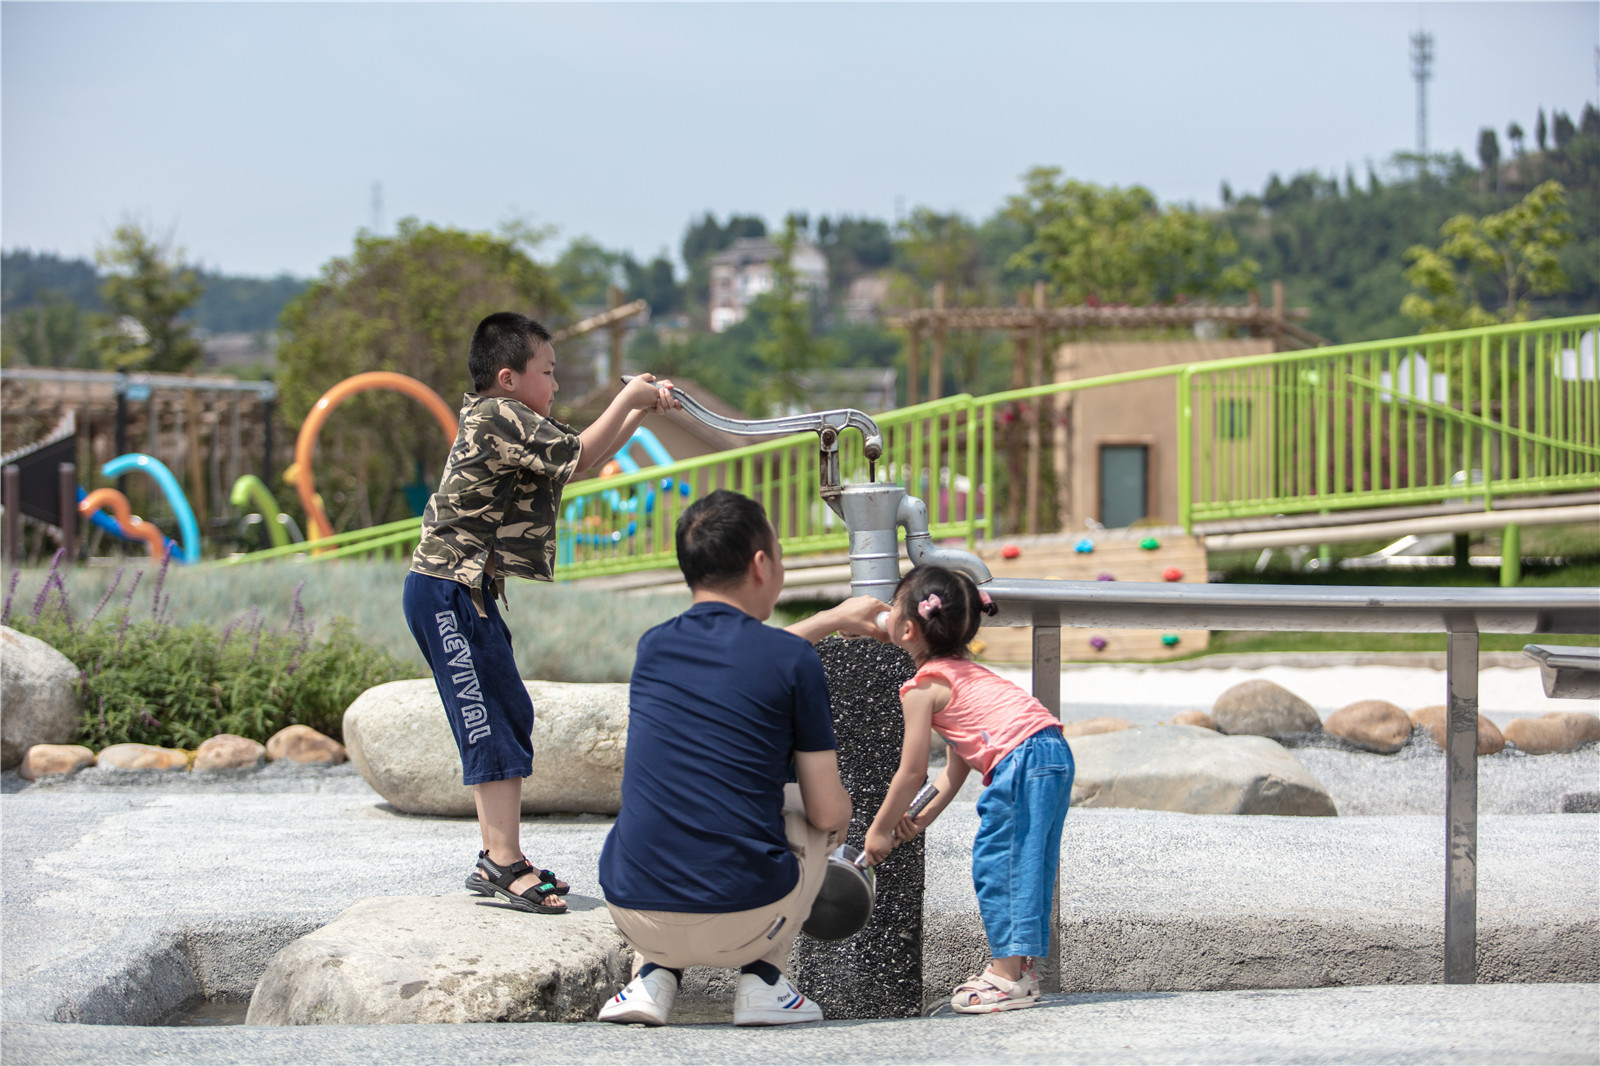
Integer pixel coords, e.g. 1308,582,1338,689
842,273,891,324
200,330,278,372
708,237,828,333
779,366,898,416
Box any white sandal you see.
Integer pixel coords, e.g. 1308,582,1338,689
950,966,1039,1013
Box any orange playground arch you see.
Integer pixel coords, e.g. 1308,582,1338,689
287,372,458,543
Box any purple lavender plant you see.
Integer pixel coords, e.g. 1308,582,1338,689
150,553,170,619
30,550,64,622
2,568,20,624
90,567,126,623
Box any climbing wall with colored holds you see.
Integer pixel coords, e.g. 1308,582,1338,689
970,527,1210,662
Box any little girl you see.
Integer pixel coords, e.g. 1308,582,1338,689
862,564,1074,1014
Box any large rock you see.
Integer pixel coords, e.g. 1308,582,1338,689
0,626,82,770
97,743,189,771
1410,705,1506,756
1211,680,1322,739
1061,716,1134,738
19,743,95,780
1504,712,1600,755
1324,700,1412,754
343,679,627,817
245,894,628,1025
266,724,346,764
193,733,265,771
1069,724,1337,816
1170,710,1218,731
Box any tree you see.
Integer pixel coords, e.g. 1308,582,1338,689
1400,181,1573,331
1553,111,1576,151
551,237,622,307
621,253,682,316
1477,128,1501,192
0,294,92,368
747,215,841,415
276,218,568,527
1507,122,1526,157
1005,166,1256,305
1582,103,1600,138
94,222,204,372
1536,109,1548,152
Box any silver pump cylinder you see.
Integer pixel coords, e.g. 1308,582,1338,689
837,483,993,603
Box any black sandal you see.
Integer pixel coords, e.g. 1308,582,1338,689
465,851,570,895
464,852,567,914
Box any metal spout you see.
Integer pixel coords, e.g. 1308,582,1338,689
896,494,992,586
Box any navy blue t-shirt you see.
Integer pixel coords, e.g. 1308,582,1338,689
599,602,837,913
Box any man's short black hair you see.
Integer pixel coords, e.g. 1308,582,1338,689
469,312,552,392
675,490,775,590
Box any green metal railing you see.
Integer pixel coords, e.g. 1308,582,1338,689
211,315,1598,574
1178,316,1600,526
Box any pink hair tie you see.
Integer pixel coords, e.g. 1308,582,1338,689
979,590,993,607
917,594,942,620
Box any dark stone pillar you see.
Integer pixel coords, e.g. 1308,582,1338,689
792,635,923,1019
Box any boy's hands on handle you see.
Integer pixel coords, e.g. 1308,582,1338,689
619,372,678,414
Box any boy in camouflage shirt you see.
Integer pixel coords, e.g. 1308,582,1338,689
404,311,675,915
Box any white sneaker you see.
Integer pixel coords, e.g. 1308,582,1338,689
733,971,824,1026
598,967,677,1026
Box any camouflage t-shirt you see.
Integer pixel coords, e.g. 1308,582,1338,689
411,393,582,587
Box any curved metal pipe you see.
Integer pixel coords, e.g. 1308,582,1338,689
896,494,992,585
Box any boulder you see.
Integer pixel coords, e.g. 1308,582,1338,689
0,626,82,770
1170,710,1218,731
19,743,95,780
1069,724,1337,817
1211,680,1321,739
1323,699,1412,754
266,724,347,764
1504,712,1600,755
343,679,628,817
245,894,628,1025
193,733,265,771
97,743,189,771
1409,705,1506,756
1061,716,1134,738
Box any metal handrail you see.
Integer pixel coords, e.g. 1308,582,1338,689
982,579,1600,988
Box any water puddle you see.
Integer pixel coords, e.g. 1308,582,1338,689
159,995,250,1027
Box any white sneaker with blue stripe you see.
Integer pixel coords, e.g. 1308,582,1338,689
733,971,824,1026
598,966,676,1026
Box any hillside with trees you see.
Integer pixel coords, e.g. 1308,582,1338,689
4,101,1594,402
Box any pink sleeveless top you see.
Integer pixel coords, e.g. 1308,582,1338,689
900,657,1063,785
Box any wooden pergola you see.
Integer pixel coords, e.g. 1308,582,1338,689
884,281,1322,535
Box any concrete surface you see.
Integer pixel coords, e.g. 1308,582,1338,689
3,659,1597,1064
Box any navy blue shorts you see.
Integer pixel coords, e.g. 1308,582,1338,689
402,571,535,786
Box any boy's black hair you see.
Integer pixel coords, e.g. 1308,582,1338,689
675,489,775,590
893,564,998,660
469,312,552,392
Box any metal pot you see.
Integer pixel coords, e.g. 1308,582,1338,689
800,845,876,942
801,782,940,942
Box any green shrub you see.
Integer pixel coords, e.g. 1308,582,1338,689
3,555,406,748
7,557,688,683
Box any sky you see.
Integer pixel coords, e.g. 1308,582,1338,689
2,2,1596,280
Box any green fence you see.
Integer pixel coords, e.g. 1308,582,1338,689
1178,316,1600,525
212,315,1599,574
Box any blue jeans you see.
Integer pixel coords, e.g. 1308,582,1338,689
971,727,1074,959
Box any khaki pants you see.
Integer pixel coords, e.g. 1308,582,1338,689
607,784,835,971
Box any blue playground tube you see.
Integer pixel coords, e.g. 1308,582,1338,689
100,454,201,564
558,428,692,565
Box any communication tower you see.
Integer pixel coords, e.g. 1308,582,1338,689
1411,30,1434,157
